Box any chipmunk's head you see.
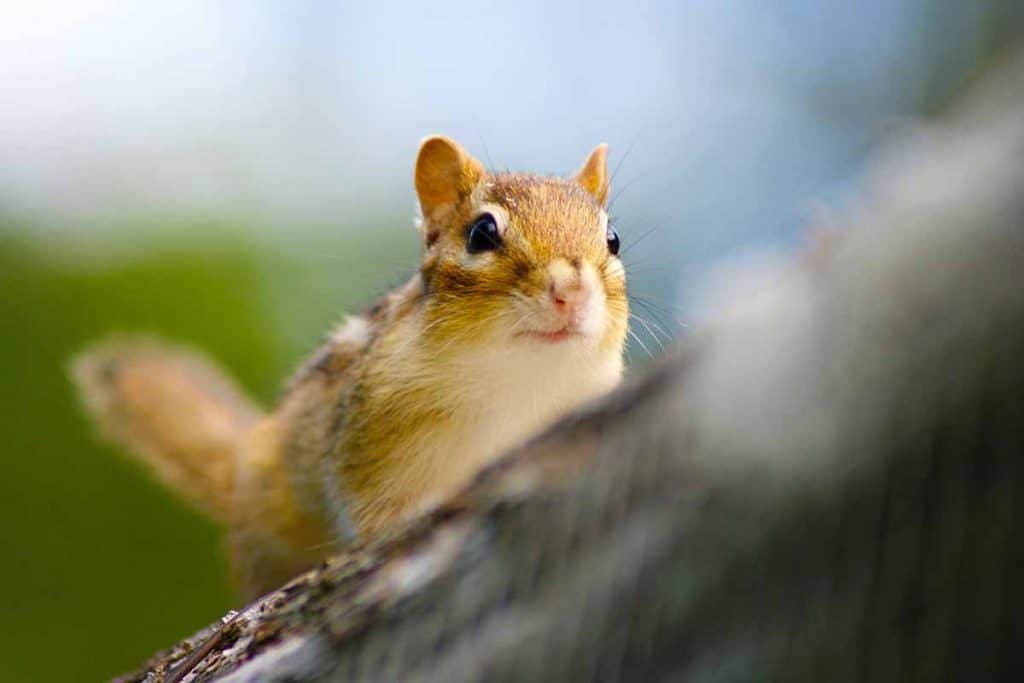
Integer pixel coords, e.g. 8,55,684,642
414,136,628,369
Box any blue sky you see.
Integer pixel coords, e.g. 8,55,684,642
0,0,990,264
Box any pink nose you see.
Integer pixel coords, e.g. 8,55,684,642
550,279,591,315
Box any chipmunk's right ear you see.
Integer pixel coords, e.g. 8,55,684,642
415,136,485,219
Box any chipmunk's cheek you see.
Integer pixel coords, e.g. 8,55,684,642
578,286,607,338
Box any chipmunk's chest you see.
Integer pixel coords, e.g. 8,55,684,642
347,340,622,532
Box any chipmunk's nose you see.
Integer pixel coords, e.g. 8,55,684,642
548,259,593,317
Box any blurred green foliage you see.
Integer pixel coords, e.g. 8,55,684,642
0,216,411,681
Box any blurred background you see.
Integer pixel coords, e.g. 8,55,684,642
2,1,1022,680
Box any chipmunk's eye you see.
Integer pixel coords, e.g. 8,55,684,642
606,224,621,256
466,213,501,254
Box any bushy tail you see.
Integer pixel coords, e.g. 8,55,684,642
71,337,263,522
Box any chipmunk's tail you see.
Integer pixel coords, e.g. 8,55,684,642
71,337,263,522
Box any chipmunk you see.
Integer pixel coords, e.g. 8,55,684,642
73,137,629,597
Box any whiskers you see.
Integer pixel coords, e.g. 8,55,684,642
606,219,691,363
622,291,689,362
625,325,656,360
628,312,668,352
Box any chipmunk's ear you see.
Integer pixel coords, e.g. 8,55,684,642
573,143,609,207
415,136,485,219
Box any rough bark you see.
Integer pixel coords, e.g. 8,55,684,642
119,57,1024,683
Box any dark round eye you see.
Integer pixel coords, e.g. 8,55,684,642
466,213,502,253
606,224,620,255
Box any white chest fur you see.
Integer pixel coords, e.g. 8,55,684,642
388,338,622,520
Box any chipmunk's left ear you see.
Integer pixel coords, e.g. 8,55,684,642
415,136,485,219
573,143,609,207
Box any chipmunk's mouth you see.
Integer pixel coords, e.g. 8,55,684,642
517,325,586,344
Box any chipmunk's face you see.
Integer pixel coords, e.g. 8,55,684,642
414,137,628,361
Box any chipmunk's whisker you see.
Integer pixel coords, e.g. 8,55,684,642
625,327,655,360
628,312,671,350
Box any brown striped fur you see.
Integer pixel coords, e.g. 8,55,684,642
73,137,628,597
